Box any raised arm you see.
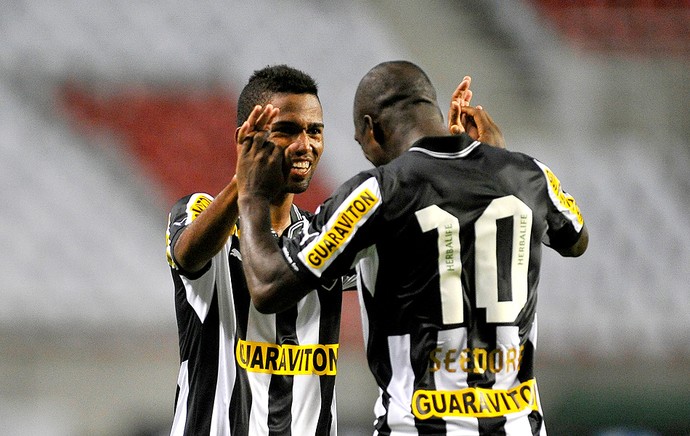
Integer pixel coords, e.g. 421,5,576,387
172,179,239,273
235,104,312,313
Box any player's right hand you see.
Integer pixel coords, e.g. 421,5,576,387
236,104,284,201
460,105,506,149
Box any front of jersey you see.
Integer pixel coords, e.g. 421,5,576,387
166,195,348,436
280,134,585,435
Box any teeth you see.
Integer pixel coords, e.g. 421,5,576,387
292,161,310,169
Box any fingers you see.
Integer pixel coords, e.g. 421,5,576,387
448,101,464,135
460,105,506,149
450,76,472,105
238,104,280,146
448,76,473,135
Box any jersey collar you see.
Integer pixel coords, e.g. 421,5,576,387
409,134,481,159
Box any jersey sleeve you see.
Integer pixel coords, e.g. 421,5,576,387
165,193,215,275
533,159,585,250
280,172,384,284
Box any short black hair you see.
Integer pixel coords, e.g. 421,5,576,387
237,65,319,127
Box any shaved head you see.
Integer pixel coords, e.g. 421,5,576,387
353,61,439,131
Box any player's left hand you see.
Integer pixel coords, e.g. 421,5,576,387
236,104,284,200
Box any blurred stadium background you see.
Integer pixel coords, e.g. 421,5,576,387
1,0,689,435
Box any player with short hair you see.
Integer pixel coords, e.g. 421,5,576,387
166,65,355,436
235,60,588,435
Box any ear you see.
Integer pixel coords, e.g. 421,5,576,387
363,115,384,146
234,126,241,143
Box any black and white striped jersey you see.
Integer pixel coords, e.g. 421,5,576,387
279,134,586,435
166,195,353,436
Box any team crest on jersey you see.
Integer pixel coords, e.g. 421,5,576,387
299,177,381,275
535,161,583,228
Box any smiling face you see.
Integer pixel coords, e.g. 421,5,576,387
267,93,324,194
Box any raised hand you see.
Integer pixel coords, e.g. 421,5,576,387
460,105,506,149
448,76,473,135
236,104,284,200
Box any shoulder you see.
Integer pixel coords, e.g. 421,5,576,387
169,192,214,219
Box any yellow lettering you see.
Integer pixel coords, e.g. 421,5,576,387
235,339,338,375
443,349,457,373
303,188,380,269
411,379,539,419
429,348,442,372
431,346,523,375
472,349,487,374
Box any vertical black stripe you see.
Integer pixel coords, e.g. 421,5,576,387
528,410,543,435
267,305,298,436
228,238,251,435
478,417,508,436
496,216,514,302
315,285,341,435
413,328,446,434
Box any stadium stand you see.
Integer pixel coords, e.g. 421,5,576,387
0,0,688,434
529,0,690,58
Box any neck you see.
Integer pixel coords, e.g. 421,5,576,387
269,192,295,235
385,107,447,157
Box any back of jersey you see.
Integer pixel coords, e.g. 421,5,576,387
353,135,582,435
283,133,584,435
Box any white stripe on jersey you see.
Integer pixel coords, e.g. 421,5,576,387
493,326,534,435
292,293,325,436
493,326,520,390
244,288,336,436
529,316,548,436
246,306,275,435
356,245,379,354
433,328,480,434
170,360,190,436
409,141,481,159
211,267,238,436
181,264,216,323
433,328,469,391
383,334,417,435
247,371,272,435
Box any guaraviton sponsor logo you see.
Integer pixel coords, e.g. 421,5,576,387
539,163,583,226
413,379,539,419
236,338,338,376
301,178,381,273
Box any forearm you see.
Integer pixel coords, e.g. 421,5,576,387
556,223,589,257
238,196,307,313
174,179,239,272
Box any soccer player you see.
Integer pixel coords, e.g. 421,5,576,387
165,65,356,436
235,60,588,435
